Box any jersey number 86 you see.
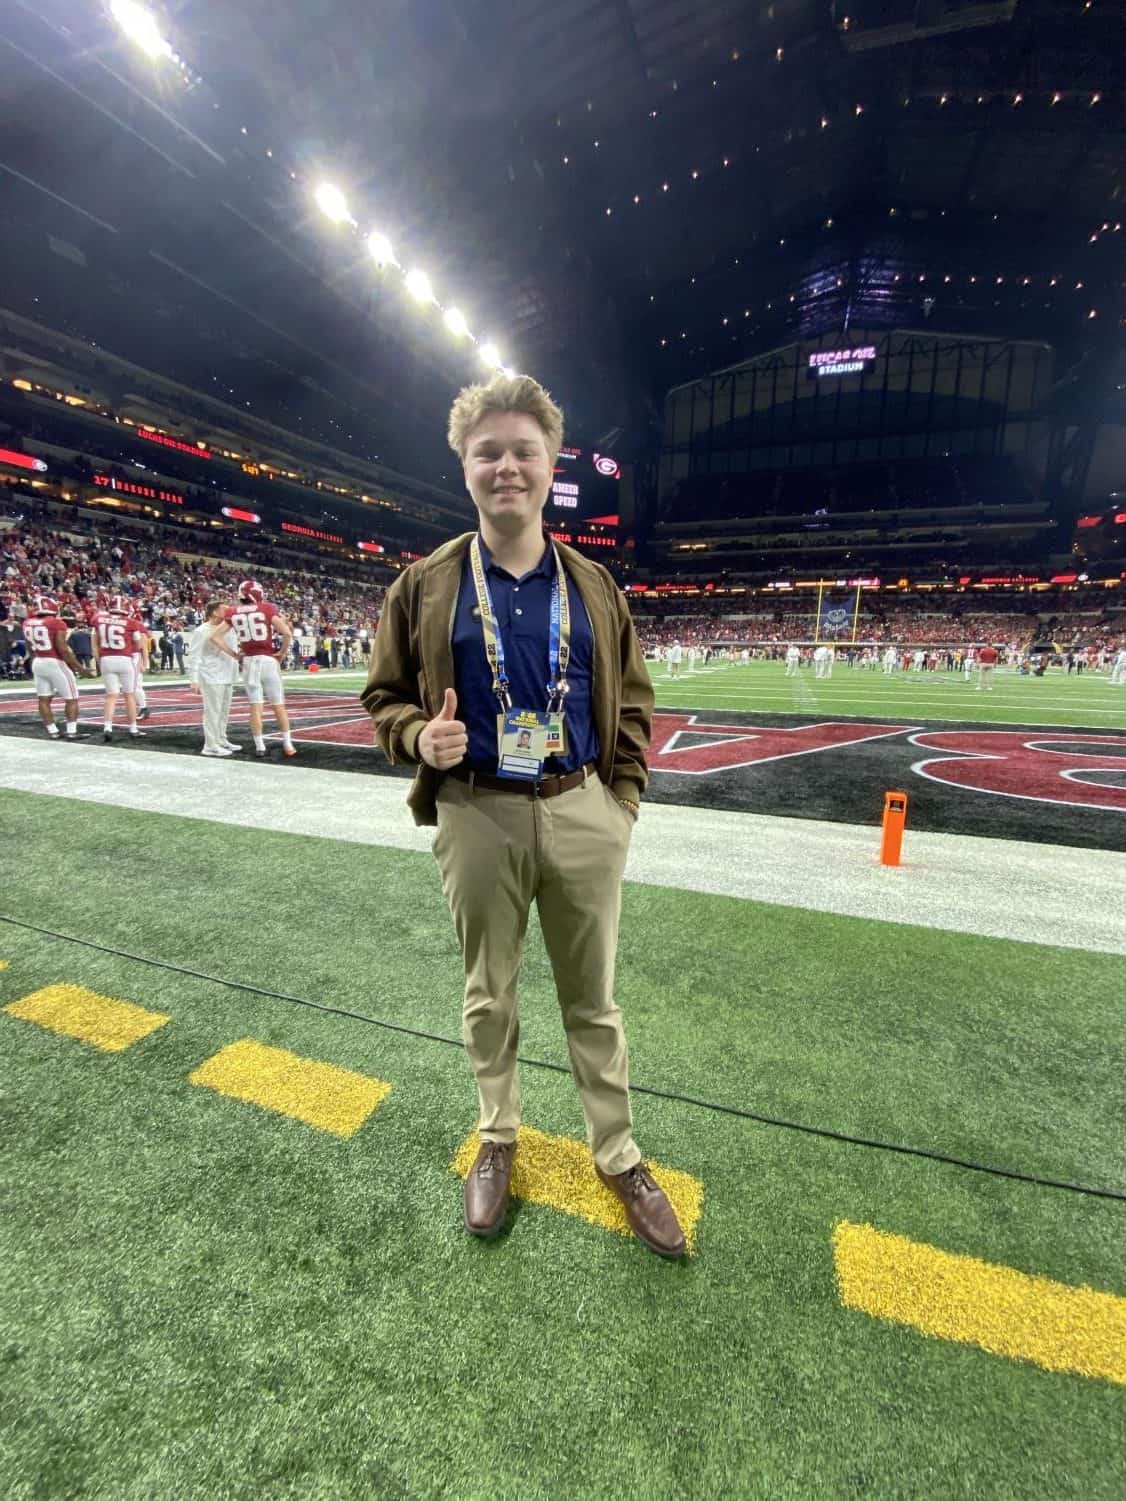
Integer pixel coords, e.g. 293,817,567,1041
232,611,270,643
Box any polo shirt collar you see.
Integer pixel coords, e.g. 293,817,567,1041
476,532,554,582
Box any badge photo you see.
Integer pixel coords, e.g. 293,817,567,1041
498,708,551,780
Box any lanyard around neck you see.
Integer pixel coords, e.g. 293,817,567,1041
468,534,571,713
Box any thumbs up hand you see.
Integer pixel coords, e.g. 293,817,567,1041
419,686,468,770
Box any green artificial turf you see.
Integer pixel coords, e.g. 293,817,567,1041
291,661,1126,729
1,789,1124,1499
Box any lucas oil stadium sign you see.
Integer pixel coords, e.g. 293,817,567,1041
808,345,877,377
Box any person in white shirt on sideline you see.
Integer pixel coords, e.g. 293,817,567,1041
785,643,801,677
815,643,835,679
1110,646,1126,686
186,601,243,757
666,639,683,678
881,645,897,675
132,629,152,720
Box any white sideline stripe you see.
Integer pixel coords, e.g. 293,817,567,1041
0,740,1123,956
652,697,1126,724
0,670,364,698
653,686,1124,710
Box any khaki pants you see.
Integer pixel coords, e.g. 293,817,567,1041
433,769,640,1175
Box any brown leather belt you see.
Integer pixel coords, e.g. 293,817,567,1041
446,761,597,799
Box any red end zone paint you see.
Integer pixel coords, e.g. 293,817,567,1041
650,715,913,775
292,718,377,745
911,731,1126,813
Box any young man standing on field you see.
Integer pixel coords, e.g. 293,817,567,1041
362,373,685,1259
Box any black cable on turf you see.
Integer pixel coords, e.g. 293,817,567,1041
2,911,1123,1205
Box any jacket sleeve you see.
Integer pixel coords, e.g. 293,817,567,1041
360,572,429,765
609,583,654,804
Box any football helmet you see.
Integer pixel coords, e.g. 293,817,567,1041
109,594,130,615
34,594,59,617
239,579,264,603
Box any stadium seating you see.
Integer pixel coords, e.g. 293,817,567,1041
1,506,386,675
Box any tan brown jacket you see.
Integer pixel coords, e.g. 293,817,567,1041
360,531,654,826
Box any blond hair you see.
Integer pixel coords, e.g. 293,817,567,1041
447,373,564,466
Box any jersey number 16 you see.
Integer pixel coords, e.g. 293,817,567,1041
97,621,127,652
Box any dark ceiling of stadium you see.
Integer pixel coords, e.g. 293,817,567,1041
1,0,1123,483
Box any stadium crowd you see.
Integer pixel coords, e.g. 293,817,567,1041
630,596,1123,654
1,511,387,675
3,511,1123,677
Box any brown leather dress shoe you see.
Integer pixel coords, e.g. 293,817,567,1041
596,1161,687,1258
464,1140,515,1238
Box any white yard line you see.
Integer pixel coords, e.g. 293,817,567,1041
1,739,1123,956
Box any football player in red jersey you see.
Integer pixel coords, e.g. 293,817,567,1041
92,594,146,741
225,580,297,757
21,595,90,739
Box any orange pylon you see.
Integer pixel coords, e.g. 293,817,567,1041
880,790,908,866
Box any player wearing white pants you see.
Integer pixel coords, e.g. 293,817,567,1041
99,655,136,694
131,638,151,719
666,640,682,678
881,646,897,675
21,596,89,739
785,644,800,676
1110,649,1126,685
814,644,834,679
92,596,147,740
241,655,285,706
186,602,242,756
33,657,79,700
226,581,297,757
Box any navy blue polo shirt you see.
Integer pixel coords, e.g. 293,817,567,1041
451,536,599,777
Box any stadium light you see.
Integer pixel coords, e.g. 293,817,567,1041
314,182,352,225
479,341,503,368
111,0,173,61
405,269,435,304
443,307,470,338
367,231,396,266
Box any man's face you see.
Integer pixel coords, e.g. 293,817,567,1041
462,411,553,533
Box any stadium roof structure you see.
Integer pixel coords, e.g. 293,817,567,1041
1,0,1124,471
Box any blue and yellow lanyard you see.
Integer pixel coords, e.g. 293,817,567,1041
468,534,571,715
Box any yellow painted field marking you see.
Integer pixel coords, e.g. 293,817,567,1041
189,1039,391,1138
3,984,170,1052
0,960,9,971
833,1221,1126,1386
452,1126,703,1252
